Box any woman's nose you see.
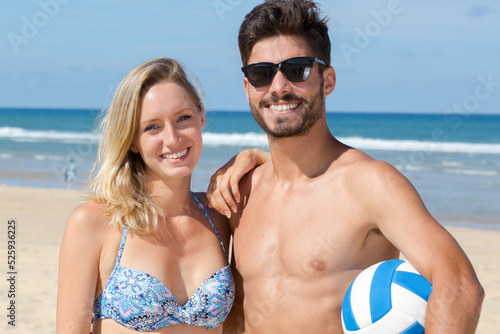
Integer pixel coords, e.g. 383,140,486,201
162,124,181,145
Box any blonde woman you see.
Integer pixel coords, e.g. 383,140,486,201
57,58,266,333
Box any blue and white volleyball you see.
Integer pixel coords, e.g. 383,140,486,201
341,259,432,334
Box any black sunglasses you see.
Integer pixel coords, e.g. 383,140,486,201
241,56,328,87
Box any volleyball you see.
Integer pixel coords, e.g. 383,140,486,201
341,259,432,334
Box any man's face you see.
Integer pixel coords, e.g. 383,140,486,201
243,35,334,139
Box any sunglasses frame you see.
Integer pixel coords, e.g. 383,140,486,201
241,56,328,87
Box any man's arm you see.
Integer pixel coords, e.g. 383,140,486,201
357,160,484,333
207,148,270,217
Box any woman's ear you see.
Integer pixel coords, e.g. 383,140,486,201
129,142,139,154
199,103,206,130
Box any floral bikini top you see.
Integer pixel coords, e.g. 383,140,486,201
92,193,235,331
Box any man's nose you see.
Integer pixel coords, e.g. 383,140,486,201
268,68,292,97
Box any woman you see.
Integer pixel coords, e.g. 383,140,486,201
57,58,265,333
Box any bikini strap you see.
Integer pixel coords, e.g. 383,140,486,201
114,226,129,268
191,192,229,259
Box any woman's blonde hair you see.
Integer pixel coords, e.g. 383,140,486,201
90,58,202,235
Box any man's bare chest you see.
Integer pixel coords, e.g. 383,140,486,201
234,202,355,278
234,186,395,277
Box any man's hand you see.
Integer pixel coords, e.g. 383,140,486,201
207,148,270,218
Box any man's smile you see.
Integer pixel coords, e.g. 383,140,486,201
267,103,300,112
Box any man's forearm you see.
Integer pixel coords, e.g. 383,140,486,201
425,277,484,333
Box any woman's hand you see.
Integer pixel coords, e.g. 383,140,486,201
207,148,270,218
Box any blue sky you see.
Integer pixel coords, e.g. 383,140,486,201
1,0,499,113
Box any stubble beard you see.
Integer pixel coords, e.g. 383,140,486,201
250,81,325,139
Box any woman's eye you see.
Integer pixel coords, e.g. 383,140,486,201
178,115,191,122
144,124,159,132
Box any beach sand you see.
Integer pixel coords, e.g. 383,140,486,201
0,185,498,333
0,185,83,333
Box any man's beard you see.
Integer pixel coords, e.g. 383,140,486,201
250,81,325,139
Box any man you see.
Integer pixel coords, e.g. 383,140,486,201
209,0,484,333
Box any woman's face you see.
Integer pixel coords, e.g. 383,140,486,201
132,81,205,182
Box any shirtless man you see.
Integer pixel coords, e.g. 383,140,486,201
209,1,484,333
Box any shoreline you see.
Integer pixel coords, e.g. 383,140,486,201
2,182,499,231
0,185,498,333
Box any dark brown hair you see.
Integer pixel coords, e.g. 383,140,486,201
238,0,331,66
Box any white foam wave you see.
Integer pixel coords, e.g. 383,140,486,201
203,132,269,147
34,154,66,161
1,127,499,154
395,164,498,176
339,137,500,154
443,169,499,176
204,133,500,154
394,164,430,172
0,127,97,143
442,161,464,167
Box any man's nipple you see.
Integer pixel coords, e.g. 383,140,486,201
310,258,326,272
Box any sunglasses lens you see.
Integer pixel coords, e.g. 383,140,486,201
246,64,275,87
281,58,313,82
243,57,319,87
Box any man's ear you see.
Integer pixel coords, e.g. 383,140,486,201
243,78,250,103
323,66,336,98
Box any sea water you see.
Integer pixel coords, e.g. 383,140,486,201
1,108,499,228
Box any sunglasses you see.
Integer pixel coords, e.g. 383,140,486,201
241,56,327,87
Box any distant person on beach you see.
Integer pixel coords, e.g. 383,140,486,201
65,157,76,186
207,0,484,333
56,58,267,333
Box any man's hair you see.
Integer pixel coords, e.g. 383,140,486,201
238,0,330,66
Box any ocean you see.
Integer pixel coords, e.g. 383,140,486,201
1,108,499,229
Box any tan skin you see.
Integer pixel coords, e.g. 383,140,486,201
57,82,233,334
208,35,484,333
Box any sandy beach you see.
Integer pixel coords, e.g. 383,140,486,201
0,185,498,333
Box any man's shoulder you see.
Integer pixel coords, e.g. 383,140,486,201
241,158,271,183
334,148,405,190
337,148,395,173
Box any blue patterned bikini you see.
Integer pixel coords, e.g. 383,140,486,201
93,194,235,331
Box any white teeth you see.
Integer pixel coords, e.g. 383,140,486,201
162,148,188,159
269,103,298,112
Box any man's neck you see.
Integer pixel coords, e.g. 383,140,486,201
267,121,345,186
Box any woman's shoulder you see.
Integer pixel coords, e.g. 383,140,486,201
64,200,112,243
192,192,225,221
192,192,230,237
191,192,209,208
68,200,107,226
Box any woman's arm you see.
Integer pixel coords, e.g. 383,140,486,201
207,148,270,218
57,202,103,334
